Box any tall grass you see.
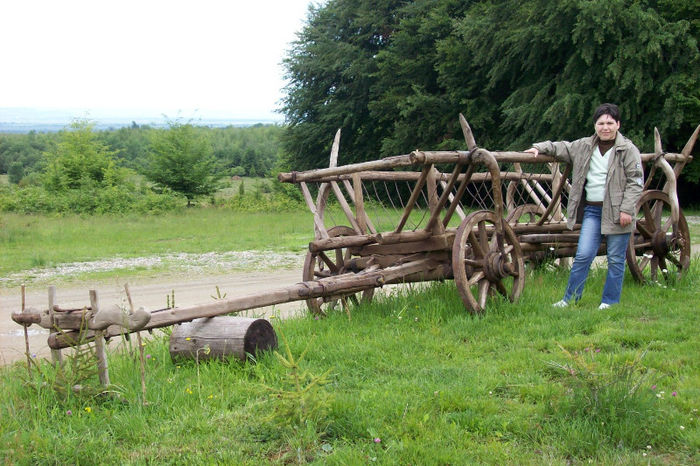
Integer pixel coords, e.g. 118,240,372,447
1,259,698,463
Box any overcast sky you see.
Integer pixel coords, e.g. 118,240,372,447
0,0,317,121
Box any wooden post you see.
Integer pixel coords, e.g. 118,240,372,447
89,290,110,387
124,284,146,404
48,286,63,367
21,284,31,376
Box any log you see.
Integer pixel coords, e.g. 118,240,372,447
169,317,277,362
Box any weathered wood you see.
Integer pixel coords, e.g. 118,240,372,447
330,181,363,234
341,179,378,234
90,290,110,387
395,164,432,233
48,286,63,366
309,233,377,253
352,173,367,234
294,170,556,184
169,317,277,361
300,182,330,240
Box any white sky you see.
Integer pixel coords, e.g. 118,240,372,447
0,0,317,121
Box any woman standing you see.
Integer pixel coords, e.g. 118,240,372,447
525,103,644,309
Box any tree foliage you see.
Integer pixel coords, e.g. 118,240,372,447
145,122,222,205
43,120,124,191
281,0,700,199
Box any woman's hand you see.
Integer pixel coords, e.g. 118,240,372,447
620,212,632,227
525,147,539,156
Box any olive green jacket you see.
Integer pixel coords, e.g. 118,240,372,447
533,132,643,234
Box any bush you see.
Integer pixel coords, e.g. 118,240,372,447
0,184,182,215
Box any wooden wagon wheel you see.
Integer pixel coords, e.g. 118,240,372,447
452,211,525,313
303,225,375,316
626,190,691,283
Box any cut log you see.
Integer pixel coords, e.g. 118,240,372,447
169,317,277,362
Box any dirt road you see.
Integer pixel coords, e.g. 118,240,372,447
0,269,306,365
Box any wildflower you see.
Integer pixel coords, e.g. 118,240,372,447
373,438,381,444
185,337,191,341
662,269,668,274
643,453,647,457
185,387,193,395
672,391,677,397
141,342,147,347
680,425,685,430
646,445,652,450
549,247,555,251
269,315,276,319
414,317,419,322
66,410,72,416
208,394,214,399
594,348,600,353
85,407,92,413
651,385,657,390
146,354,152,359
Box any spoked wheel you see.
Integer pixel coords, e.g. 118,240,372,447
452,211,525,313
626,190,691,283
303,225,375,316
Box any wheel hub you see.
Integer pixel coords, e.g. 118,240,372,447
651,230,669,257
485,252,513,281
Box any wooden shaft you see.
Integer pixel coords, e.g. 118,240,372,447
49,258,440,349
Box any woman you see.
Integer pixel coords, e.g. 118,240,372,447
525,103,644,309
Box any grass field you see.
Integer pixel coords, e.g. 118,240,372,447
0,210,699,463
1,262,698,463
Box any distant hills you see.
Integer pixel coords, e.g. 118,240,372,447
0,107,282,133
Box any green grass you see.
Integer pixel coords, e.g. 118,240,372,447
1,260,699,464
0,209,312,279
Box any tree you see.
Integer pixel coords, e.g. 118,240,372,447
43,119,122,191
145,121,221,206
281,0,700,202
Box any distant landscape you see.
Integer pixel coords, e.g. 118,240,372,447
0,107,282,133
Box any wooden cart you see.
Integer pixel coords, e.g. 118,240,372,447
12,115,698,355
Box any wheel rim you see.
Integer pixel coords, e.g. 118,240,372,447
452,211,525,313
626,190,691,283
303,225,375,316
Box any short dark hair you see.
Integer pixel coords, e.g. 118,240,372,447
592,103,620,124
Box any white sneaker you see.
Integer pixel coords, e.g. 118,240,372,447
598,303,611,310
552,300,569,308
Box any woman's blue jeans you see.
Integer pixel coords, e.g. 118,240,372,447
563,204,630,305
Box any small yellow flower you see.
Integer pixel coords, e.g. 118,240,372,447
208,394,214,399
185,387,193,395
185,337,191,341
85,407,92,413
